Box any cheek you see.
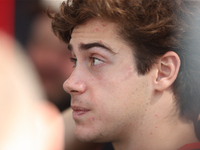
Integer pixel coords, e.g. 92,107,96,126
99,75,145,110
93,78,133,113
119,65,137,82
88,65,138,106
91,66,136,99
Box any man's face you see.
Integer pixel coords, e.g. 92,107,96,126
63,19,152,143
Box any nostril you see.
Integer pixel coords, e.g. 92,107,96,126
71,90,78,93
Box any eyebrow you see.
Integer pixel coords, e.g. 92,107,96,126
68,42,116,55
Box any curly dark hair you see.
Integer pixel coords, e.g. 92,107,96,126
48,0,200,140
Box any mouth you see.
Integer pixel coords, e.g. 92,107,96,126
71,106,90,119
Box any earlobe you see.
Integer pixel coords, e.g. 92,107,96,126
154,51,180,91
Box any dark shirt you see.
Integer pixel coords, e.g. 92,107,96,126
102,142,114,150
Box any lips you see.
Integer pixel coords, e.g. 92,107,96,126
71,106,90,119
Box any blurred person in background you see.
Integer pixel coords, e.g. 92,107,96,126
1,1,64,149
0,30,65,150
26,12,74,112
15,0,73,112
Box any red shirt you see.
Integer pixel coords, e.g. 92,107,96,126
178,142,200,150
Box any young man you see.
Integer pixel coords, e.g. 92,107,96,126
49,0,200,149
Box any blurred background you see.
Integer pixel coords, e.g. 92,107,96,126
0,0,73,112
0,0,72,149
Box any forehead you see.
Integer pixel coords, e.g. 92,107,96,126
70,19,123,50
72,18,117,36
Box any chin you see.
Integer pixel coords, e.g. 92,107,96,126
74,127,108,143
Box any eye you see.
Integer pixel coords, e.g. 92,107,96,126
91,57,104,66
70,57,77,67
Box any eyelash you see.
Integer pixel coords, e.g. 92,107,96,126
90,57,104,66
70,58,77,68
70,57,104,68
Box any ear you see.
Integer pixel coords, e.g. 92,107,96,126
154,51,181,91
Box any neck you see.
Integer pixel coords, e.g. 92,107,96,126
112,91,198,150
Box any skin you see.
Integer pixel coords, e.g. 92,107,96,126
63,18,198,150
64,18,152,144
62,108,103,150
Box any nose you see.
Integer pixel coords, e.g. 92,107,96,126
63,70,86,95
